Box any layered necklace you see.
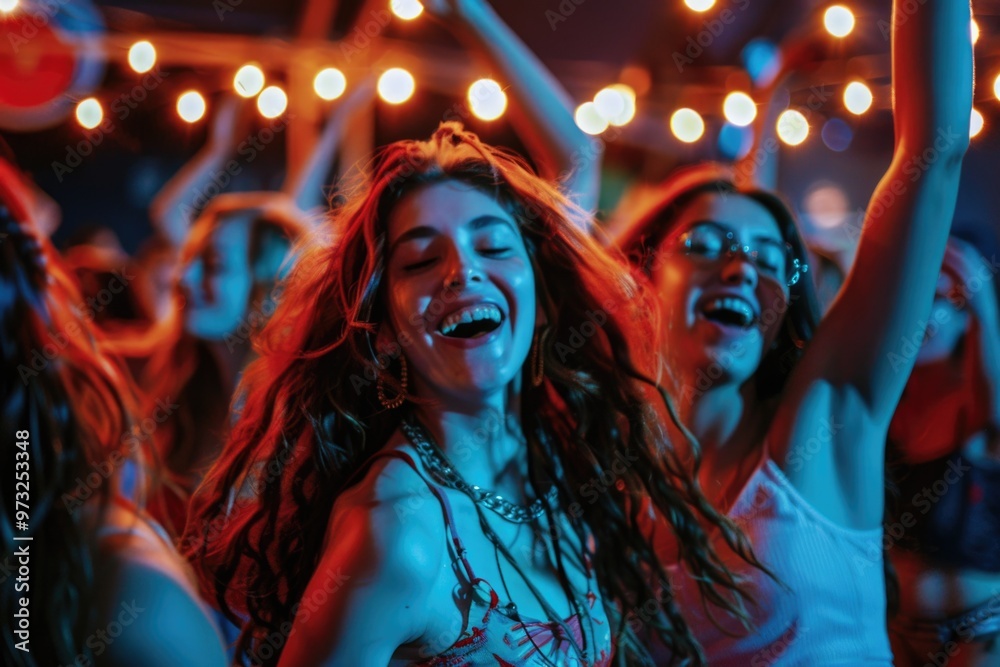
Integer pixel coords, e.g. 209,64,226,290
400,416,597,665
401,418,558,523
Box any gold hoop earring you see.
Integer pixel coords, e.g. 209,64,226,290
530,327,550,387
377,355,408,409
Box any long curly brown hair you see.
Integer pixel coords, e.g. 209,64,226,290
183,124,763,665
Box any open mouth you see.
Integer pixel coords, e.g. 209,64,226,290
700,297,757,328
438,304,504,339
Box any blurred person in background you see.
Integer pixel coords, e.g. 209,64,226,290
888,236,1000,667
0,157,226,667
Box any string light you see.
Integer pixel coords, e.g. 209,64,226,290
314,68,347,101
468,79,507,121
971,19,980,45
843,81,873,115
75,98,103,130
177,91,206,123
993,73,1000,102
684,0,716,12
777,109,809,145
391,0,423,20
670,108,705,143
593,85,636,126
823,5,855,38
257,86,288,118
970,108,984,138
723,92,757,127
575,102,609,135
127,41,156,74
378,68,415,104
234,64,265,98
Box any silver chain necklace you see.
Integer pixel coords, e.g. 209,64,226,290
401,418,558,524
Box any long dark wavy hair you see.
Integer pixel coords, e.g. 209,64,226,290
183,124,766,665
613,163,823,400
0,161,140,666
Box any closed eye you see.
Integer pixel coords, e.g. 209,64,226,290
479,247,512,258
403,257,438,272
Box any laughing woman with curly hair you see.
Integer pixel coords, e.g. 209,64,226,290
183,123,766,666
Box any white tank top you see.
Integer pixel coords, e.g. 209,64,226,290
657,456,893,666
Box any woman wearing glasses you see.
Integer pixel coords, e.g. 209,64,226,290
614,0,973,662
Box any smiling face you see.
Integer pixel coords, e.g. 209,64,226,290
653,192,790,387
381,180,537,402
179,213,255,341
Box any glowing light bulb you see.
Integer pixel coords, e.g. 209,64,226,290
75,98,103,130
670,108,705,143
993,73,1000,102
391,0,423,20
177,91,206,123
234,64,265,98
575,102,609,135
723,92,757,127
0,0,20,14
843,81,873,115
777,109,809,145
971,19,980,45
257,86,288,118
127,41,156,74
824,5,855,38
378,68,415,104
314,68,347,101
970,108,984,138
468,79,507,121
594,84,636,126
684,0,716,12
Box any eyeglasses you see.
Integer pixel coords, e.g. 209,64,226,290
674,223,808,288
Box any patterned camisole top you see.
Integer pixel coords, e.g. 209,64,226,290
371,450,614,667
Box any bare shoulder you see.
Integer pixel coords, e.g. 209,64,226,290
91,511,227,666
281,435,450,663
321,433,447,592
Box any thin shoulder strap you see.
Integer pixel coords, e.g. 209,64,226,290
364,449,478,584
